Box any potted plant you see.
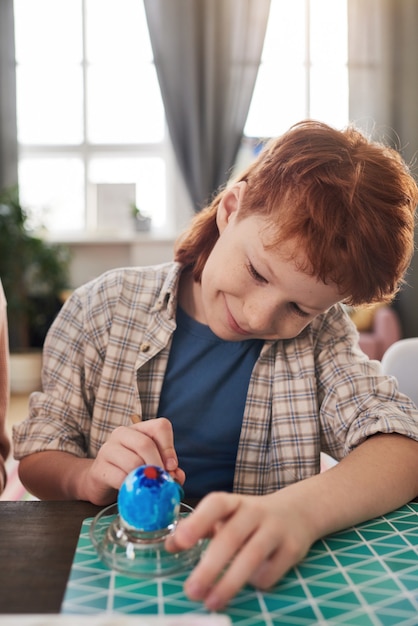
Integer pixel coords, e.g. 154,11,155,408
0,186,71,392
131,203,152,232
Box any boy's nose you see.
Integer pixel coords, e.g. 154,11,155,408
244,299,282,334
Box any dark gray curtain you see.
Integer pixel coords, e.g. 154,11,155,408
0,0,18,192
348,0,418,339
144,0,271,212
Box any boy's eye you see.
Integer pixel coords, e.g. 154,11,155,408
247,262,267,284
289,302,310,318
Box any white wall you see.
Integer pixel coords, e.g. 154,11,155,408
54,161,194,289
64,236,176,288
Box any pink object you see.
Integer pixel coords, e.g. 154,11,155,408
358,306,402,361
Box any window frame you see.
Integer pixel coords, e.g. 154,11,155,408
14,0,348,238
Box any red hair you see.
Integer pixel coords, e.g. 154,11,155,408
175,120,417,306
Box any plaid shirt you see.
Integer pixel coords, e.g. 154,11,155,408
13,262,418,495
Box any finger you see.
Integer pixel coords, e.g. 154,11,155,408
171,467,186,485
203,524,310,610
182,503,264,605
166,492,239,552
198,527,281,611
100,425,186,489
249,535,308,590
92,459,127,492
132,417,179,473
115,421,176,470
102,426,165,469
95,432,165,494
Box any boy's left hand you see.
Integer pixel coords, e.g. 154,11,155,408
165,434,418,610
165,490,314,611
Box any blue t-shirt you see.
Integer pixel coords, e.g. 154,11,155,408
157,306,263,498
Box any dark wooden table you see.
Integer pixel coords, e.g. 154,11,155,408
0,501,102,613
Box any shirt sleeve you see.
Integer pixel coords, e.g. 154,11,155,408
0,280,11,492
314,305,418,459
12,267,147,460
12,265,172,462
12,283,100,459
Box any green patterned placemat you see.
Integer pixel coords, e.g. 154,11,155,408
62,502,418,625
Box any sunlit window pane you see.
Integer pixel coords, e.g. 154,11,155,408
310,67,348,129
87,65,164,143
86,0,153,63
245,0,306,137
261,0,306,62
245,64,306,138
310,0,348,65
89,157,166,227
14,0,82,63
16,66,83,144
245,0,348,138
18,158,85,232
309,0,348,128
86,0,162,144
14,0,348,235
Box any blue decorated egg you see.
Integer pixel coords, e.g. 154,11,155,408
118,464,183,532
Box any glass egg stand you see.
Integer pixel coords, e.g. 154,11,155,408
90,465,206,578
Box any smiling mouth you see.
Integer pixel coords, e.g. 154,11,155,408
225,302,251,336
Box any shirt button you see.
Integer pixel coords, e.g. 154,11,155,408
140,342,150,353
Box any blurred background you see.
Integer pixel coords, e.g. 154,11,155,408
1,0,418,338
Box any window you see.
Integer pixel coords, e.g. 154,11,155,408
14,0,169,233
14,0,348,236
245,0,348,138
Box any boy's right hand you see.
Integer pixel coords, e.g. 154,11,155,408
84,417,185,506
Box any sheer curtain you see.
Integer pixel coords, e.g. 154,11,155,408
144,0,270,212
348,0,418,339
0,0,18,192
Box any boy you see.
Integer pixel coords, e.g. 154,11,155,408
13,121,418,610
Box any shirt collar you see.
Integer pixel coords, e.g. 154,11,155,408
152,262,184,319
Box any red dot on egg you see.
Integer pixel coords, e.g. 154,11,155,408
144,465,159,480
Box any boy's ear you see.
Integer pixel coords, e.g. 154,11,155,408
216,181,247,232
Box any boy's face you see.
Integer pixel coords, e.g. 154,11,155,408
189,183,343,342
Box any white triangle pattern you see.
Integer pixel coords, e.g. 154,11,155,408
62,503,418,625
